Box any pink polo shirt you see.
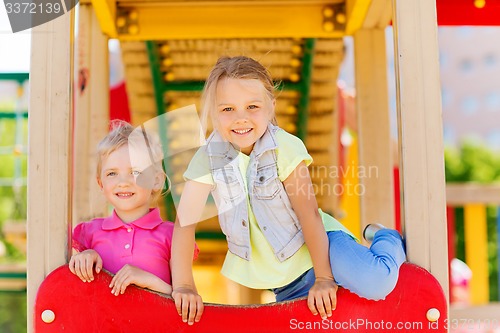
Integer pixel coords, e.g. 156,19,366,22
72,208,198,285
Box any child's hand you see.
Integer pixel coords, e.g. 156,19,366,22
109,264,172,296
69,249,103,282
307,278,338,319
172,287,204,325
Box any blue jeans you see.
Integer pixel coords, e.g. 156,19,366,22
273,229,406,302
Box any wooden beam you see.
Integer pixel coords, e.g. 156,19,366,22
392,0,449,299
446,183,500,206
27,10,75,333
354,28,395,231
113,4,345,40
363,0,392,29
346,0,372,35
451,304,500,322
73,4,109,224
91,0,117,37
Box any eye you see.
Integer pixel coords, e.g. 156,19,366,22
132,170,141,176
106,171,116,177
221,107,233,112
248,105,259,110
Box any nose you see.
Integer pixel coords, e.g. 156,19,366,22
234,108,249,123
117,173,134,186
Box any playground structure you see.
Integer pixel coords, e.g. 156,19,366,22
34,263,448,332
3,0,496,331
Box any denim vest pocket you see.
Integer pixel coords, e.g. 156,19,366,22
213,167,243,202
253,164,281,200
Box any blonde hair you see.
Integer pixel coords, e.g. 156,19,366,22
96,120,167,204
200,56,278,135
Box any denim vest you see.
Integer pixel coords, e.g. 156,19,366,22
206,124,304,262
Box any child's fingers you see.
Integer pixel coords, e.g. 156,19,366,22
68,257,76,275
181,298,190,323
73,259,86,281
182,296,198,324
110,274,121,295
329,288,337,311
314,295,327,320
120,283,129,295
70,258,86,282
95,255,103,274
109,274,116,288
119,276,131,294
171,289,203,324
307,294,318,315
75,254,91,282
84,257,95,281
69,251,100,282
172,292,183,316
322,294,333,318
79,257,92,282
110,270,130,296
187,302,198,325
194,298,204,323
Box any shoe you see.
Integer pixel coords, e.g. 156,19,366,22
363,223,386,242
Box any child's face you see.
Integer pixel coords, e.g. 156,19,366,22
215,77,275,155
97,145,159,222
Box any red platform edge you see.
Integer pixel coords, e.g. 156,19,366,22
35,262,447,333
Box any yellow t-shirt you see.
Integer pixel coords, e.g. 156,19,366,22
184,129,353,289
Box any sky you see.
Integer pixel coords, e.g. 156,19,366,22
0,5,31,72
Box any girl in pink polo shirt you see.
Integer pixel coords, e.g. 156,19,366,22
69,121,198,296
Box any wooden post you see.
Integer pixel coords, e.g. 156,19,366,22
354,28,395,232
392,0,449,299
27,9,75,333
73,4,109,224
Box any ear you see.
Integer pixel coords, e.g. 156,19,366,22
269,99,276,118
96,177,103,190
152,172,166,192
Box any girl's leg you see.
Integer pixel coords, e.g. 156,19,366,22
273,268,316,302
328,230,406,300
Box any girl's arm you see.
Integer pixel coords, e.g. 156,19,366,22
171,179,212,325
109,264,173,295
283,161,337,319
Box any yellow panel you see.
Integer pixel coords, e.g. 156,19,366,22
464,204,489,304
338,134,361,239
345,0,372,35
193,265,230,304
114,4,345,40
91,0,117,37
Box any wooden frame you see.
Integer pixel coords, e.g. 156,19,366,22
392,0,449,298
354,28,395,231
73,4,109,224
27,10,75,333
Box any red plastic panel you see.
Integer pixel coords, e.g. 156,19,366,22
437,0,500,26
35,263,447,332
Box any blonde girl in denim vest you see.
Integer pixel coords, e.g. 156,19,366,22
170,56,406,325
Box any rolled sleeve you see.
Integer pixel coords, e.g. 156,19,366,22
72,222,90,252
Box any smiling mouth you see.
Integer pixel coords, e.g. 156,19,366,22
116,192,134,198
232,128,252,135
